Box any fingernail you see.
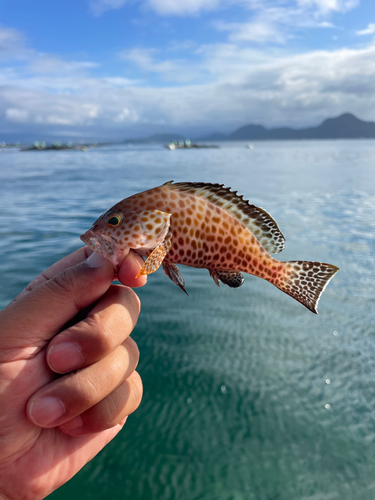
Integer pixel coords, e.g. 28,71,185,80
60,415,83,432
48,342,83,372
129,251,147,279
87,252,108,268
129,251,144,268
29,397,65,426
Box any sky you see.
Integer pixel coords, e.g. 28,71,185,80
1,0,375,141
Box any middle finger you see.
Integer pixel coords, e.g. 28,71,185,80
47,284,140,374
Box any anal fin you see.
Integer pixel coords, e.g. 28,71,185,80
163,261,188,295
209,269,245,288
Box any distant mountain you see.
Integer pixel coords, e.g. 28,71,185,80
198,132,228,141
124,133,186,144
227,113,375,140
122,113,375,144
227,124,269,140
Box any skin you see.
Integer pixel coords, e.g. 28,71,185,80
0,247,147,500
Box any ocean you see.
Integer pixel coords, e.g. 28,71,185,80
1,140,375,499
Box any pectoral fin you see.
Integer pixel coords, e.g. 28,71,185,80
136,235,172,277
209,269,245,288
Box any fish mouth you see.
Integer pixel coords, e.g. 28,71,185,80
80,230,129,271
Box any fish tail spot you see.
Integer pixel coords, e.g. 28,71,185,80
275,261,339,313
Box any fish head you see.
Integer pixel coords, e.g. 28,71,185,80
80,208,171,270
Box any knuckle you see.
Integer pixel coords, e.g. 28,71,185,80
128,371,143,411
98,399,117,428
76,374,102,406
84,315,113,353
121,337,140,373
83,371,143,432
124,337,140,364
71,377,96,408
115,286,141,318
47,268,78,296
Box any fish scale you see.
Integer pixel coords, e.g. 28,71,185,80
80,181,339,313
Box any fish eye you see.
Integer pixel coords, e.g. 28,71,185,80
106,212,123,227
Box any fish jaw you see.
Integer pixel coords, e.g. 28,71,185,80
80,229,130,271
80,208,172,271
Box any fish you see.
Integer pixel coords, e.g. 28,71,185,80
80,181,339,313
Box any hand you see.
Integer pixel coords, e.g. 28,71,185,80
0,247,147,500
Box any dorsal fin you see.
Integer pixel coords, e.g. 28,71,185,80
166,181,285,254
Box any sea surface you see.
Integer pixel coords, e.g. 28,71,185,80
1,140,375,500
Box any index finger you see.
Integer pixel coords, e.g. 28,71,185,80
36,248,148,288
116,251,147,288
14,246,147,305
12,247,93,304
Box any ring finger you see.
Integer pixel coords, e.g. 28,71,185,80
60,371,143,436
27,337,139,429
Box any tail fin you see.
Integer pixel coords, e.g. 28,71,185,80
275,261,339,314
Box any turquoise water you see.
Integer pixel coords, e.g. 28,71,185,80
1,141,375,499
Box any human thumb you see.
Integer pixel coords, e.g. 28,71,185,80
0,252,115,354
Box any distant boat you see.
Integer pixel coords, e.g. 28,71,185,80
21,141,92,151
165,139,219,149
247,144,254,149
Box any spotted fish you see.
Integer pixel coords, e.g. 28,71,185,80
80,181,339,313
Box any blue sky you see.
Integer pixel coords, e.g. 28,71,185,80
1,0,375,140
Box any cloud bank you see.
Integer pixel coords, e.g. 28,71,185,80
1,0,374,139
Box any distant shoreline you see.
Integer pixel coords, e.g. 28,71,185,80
124,113,375,144
2,113,375,147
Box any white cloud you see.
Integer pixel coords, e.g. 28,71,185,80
213,3,338,46
1,85,102,126
29,55,99,74
167,40,198,52
89,0,359,17
103,76,136,86
0,0,373,138
215,19,288,44
356,23,375,36
3,40,375,136
6,108,29,122
296,0,359,13
0,25,31,60
119,47,205,82
90,0,220,15
113,107,140,122
90,0,128,16
119,47,158,68
147,0,221,15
